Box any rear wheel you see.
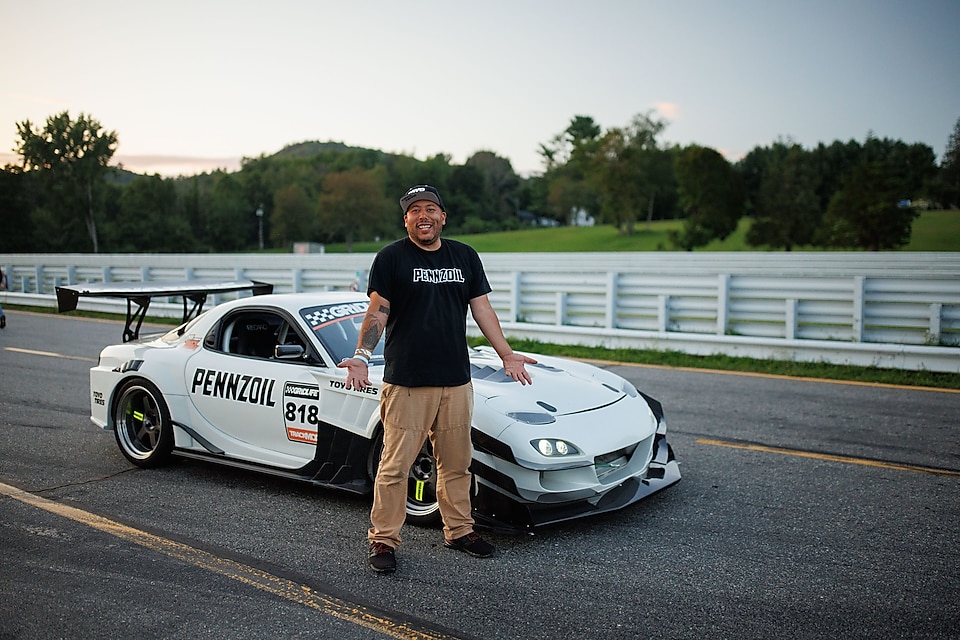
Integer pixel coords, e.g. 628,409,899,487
367,429,441,526
113,379,174,468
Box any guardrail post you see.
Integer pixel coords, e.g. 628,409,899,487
510,271,521,322
853,276,865,342
34,266,44,293
658,294,669,333
292,268,303,293
717,274,730,335
929,303,943,345
66,266,76,285
102,266,112,283
556,292,567,326
786,299,798,340
605,272,618,329
140,266,150,282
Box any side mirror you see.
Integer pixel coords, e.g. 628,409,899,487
275,344,305,360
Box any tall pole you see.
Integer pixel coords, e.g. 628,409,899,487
256,204,264,251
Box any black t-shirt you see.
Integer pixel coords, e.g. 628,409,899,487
368,237,492,387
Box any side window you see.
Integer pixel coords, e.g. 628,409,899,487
205,312,282,359
203,311,320,365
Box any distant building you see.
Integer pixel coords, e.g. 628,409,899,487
570,208,595,227
516,210,560,227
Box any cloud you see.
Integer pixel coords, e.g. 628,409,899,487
0,151,242,177
112,154,243,177
653,102,680,120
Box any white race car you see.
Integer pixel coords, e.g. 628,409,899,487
59,280,680,532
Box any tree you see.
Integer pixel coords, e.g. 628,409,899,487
539,115,602,223
271,183,316,247
545,174,593,226
811,139,863,213
316,167,392,251
14,111,118,252
936,116,960,208
672,146,744,250
103,175,196,252
199,172,253,251
446,163,486,230
747,143,821,250
820,162,918,250
464,151,520,225
0,169,33,252
538,115,602,171
586,112,674,234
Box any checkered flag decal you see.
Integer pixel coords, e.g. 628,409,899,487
302,302,369,328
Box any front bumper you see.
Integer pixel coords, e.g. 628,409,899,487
471,433,680,534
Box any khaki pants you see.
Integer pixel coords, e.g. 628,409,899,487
368,382,475,548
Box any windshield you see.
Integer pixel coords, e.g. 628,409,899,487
299,301,384,364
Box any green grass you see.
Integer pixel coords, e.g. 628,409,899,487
329,209,960,254
903,209,960,251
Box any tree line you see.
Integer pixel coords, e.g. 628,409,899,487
2,111,958,254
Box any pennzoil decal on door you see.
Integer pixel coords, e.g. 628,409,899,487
283,382,320,444
191,368,277,406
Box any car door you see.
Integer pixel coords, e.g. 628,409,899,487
186,309,324,467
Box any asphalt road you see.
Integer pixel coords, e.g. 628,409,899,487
1,309,958,640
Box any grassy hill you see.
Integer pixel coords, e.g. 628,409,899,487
327,209,960,253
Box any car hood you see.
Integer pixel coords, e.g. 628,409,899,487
468,346,628,416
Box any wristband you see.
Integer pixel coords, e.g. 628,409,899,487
353,354,369,366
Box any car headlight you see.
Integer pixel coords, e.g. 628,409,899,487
532,438,580,457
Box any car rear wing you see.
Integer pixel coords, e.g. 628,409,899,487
55,279,274,342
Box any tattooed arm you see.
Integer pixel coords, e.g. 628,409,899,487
337,291,390,390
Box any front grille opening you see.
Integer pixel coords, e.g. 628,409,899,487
595,443,638,482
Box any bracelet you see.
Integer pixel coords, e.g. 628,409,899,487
355,347,373,359
352,354,369,366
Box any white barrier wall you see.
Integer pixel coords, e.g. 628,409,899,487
2,252,958,372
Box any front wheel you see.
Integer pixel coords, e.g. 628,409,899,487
113,378,174,468
367,429,441,526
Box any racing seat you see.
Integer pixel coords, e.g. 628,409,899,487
232,317,276,358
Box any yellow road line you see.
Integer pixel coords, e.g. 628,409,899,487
696,438,960,477
0,482,463,640
4,347,97,362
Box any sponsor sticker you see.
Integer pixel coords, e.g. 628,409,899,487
190,368,277,407
301,301,369,329
283,382,320,444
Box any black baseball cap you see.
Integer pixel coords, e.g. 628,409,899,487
400,184,444,212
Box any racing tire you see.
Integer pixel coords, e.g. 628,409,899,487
367,429,442,527
113,378,175,468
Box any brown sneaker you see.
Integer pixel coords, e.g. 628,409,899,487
368,542,396,573
443,532,495,558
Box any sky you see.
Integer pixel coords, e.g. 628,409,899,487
1,0,958,178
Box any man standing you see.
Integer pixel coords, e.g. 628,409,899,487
338,184,535,574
